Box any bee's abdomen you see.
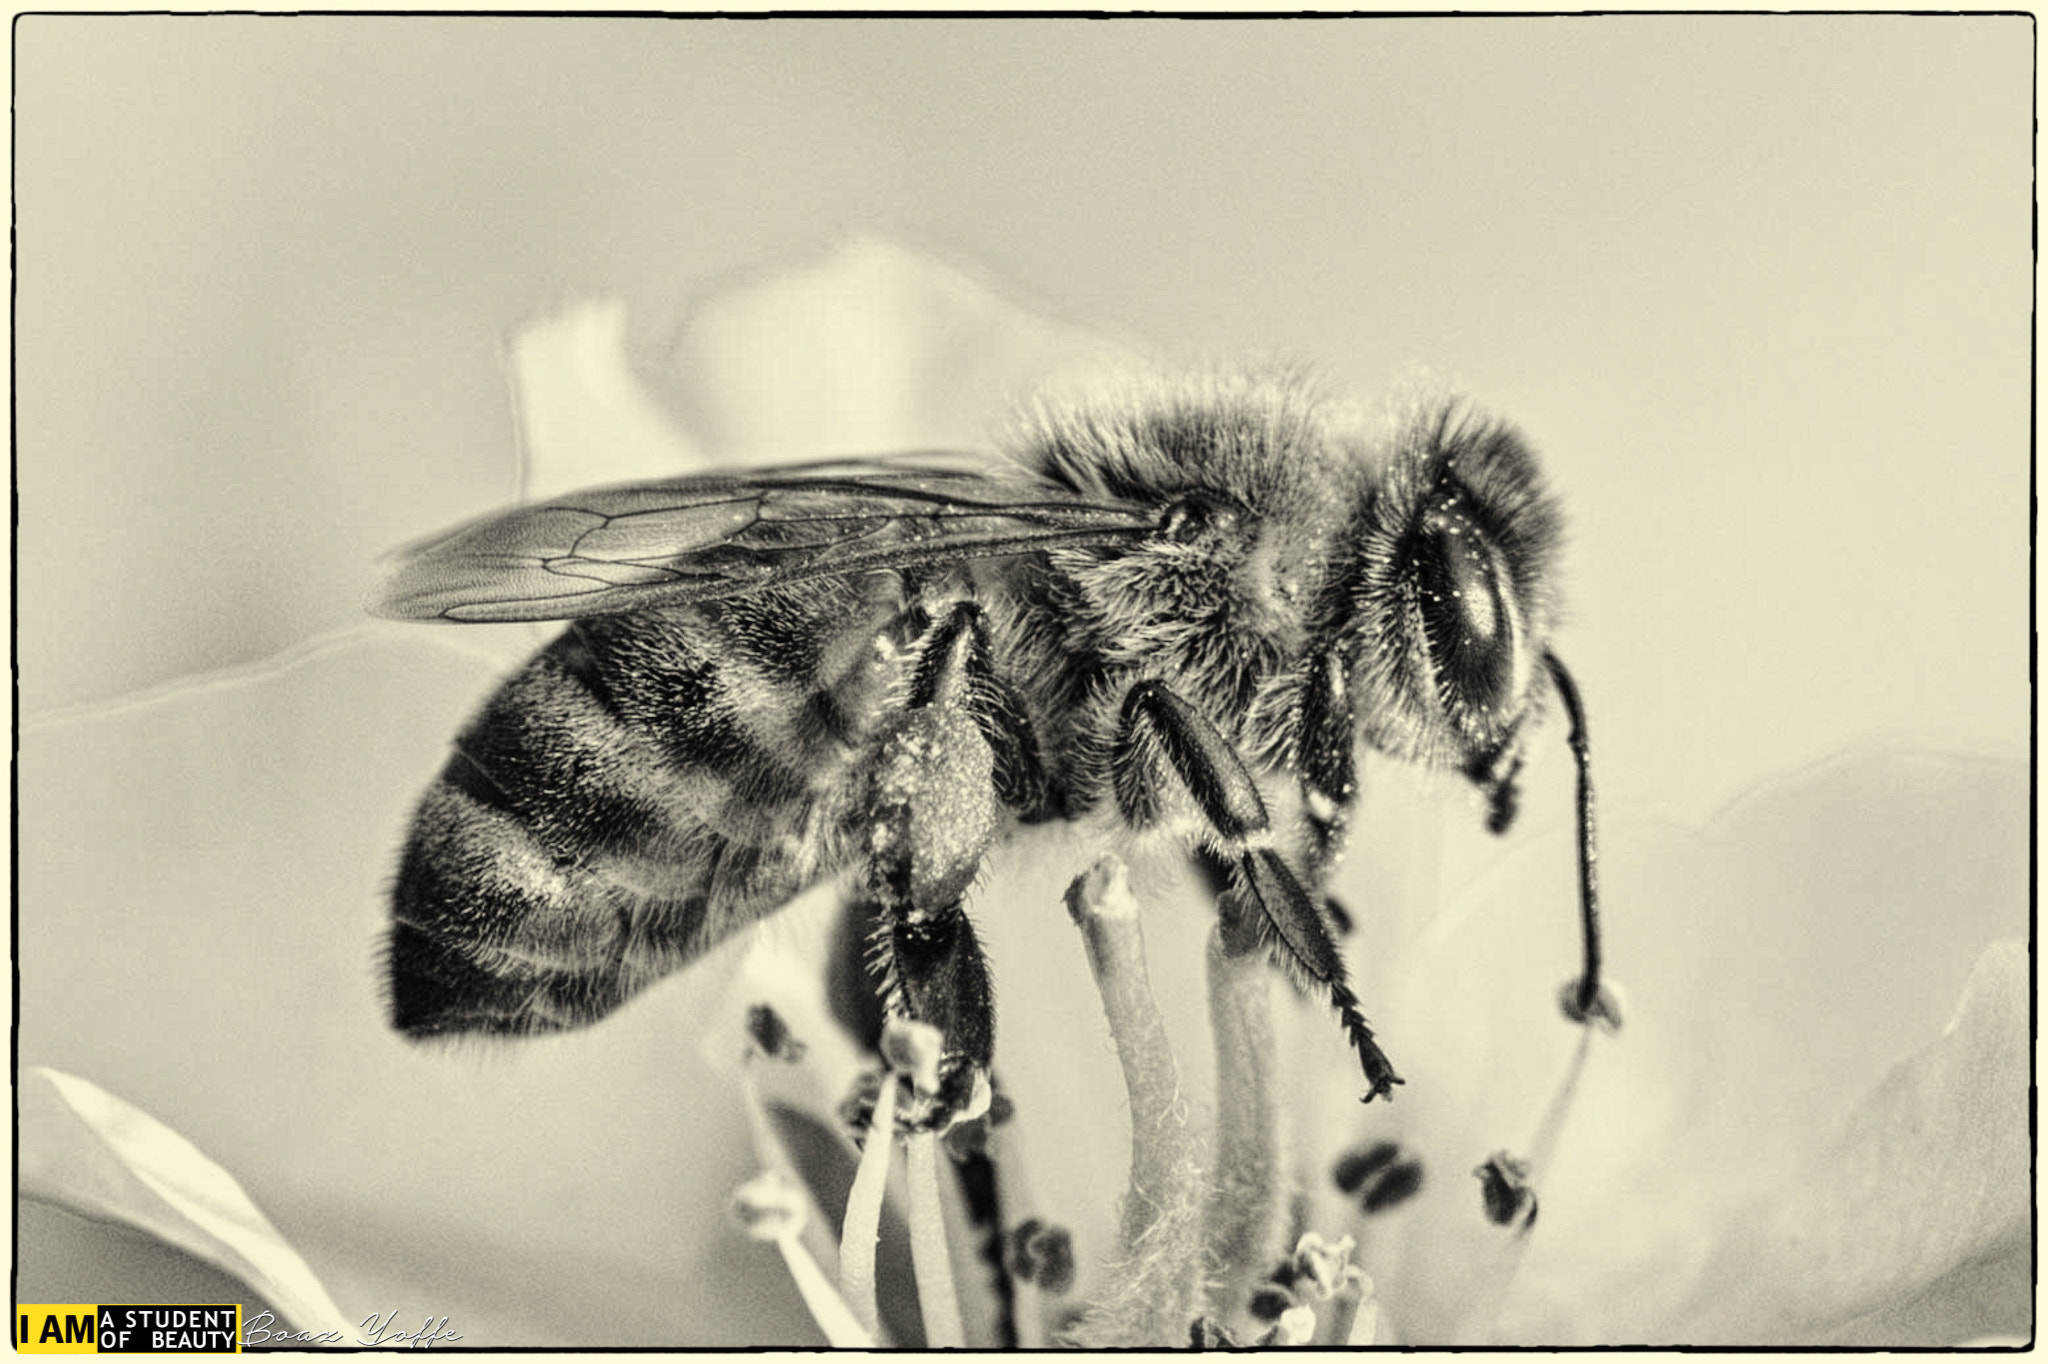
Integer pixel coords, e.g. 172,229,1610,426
388,597,892,1039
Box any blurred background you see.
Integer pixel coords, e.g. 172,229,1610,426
15,14,2031,1346
19,16,2029,823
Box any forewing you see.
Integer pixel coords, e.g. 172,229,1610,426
373,458,1157,623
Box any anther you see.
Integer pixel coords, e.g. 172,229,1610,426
1474,1150,1539,1233
880,1017,946,1097
745,1003,806,1062
730,1170,807,1241
1268,1305,1316,1345
1289,1232,1358,1301
1007,1217,1077,1295
1248,1284,1294,1323
1333,1140,1425,1214
1332,1140,1399,1191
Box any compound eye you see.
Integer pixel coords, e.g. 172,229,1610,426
1414,497,1521,719
1159,492,1241,543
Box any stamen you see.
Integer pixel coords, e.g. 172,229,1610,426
1473,1151,1539,1233
1006,1217,1077,1295
1456,1026,1601,1340
731,1171,875,1348
1270,1304,1317,1345
1203,927,1287,1326
1342,1271,1383,1346
745,1002,807,1062
1289,1231,1358,1302
881,1018,946,1100
846,1015,986,1348
1247,1284,1294,1323
1521,1024,1599,1188
1001,1203,1070,1347
837,1065,896,1340
1332,1140,1400,1188
1333,1139,1426,1214
906,1130,966,1346
1062,855,1206,1347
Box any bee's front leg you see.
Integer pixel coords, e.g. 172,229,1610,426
1112,680,1403,1103
859,604,1015,1120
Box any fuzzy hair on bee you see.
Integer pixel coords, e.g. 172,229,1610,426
373,364,1603,1107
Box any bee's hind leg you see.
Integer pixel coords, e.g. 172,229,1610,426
858,603,1032,1122
1112,680,1403,1102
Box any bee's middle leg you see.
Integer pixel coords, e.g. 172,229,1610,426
1112,680,1403,1102
859,603,1033,1113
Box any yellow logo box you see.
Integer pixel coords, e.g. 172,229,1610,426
17,1305,241,1354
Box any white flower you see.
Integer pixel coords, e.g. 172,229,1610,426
20,242,2028,1347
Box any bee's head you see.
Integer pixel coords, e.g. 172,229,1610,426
1341,404,1565,779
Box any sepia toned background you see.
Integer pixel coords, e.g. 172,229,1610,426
20,16,2029,820
15,14,2030,1346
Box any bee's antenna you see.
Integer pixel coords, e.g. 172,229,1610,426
1543,653,1615,1028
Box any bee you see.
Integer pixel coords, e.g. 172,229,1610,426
372,367,1604,1108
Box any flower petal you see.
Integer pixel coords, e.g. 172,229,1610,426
659,236,1133,463
509,239,1132,508
20,633,826,1345
1294,748,2026,1343
1664,939,2029,1345
19,245,1135,1347
508,297,707,499
20,1065,350,1337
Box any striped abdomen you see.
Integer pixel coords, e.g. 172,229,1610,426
388,577,906,1038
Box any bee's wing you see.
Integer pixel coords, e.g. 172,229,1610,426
371,458,1159,623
